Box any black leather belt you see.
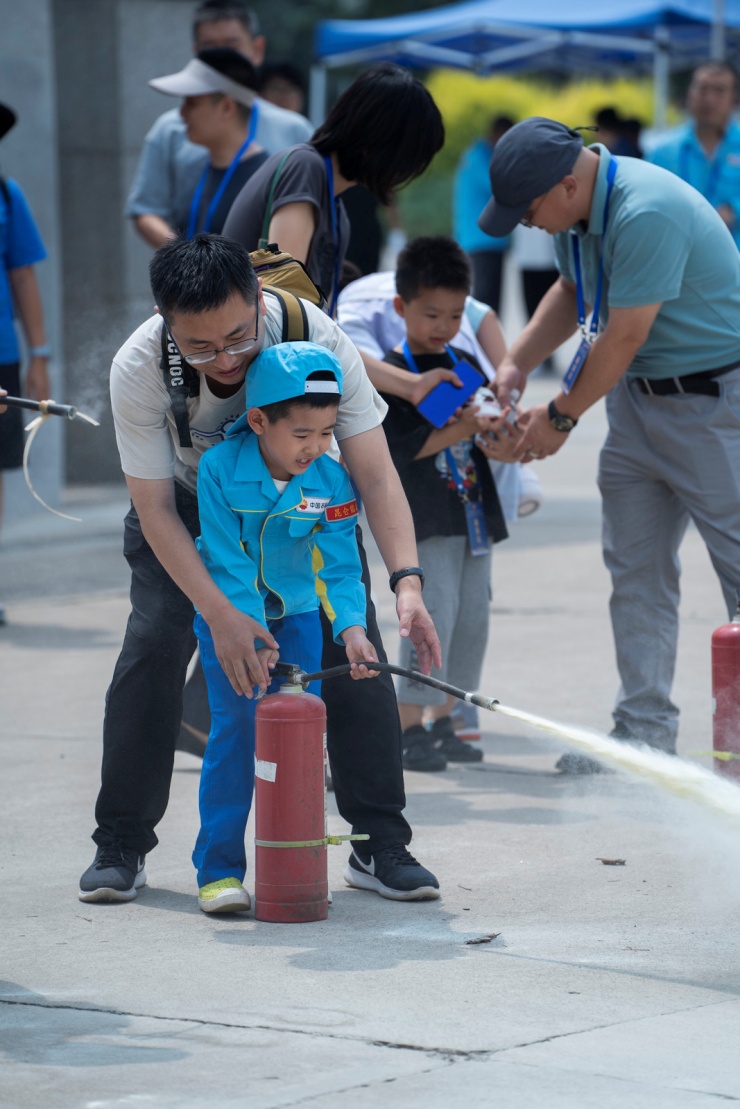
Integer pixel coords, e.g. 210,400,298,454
634,360,740,397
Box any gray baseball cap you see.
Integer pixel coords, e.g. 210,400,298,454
478,117,584,238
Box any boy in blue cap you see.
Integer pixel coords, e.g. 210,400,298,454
193,340,378,913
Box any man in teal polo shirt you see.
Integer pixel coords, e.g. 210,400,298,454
647,61,740,249
478,116,740,772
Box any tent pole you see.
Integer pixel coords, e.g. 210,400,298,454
309,64,328,127
712,0,726,58
653,27,670,130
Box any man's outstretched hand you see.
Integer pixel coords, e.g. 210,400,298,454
396,578,442,675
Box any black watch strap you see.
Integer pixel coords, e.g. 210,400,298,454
547,399,578,432
389,566,425,593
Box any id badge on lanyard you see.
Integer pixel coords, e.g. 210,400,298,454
562,156,618,396
463,500,489,557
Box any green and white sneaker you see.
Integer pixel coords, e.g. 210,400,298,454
198,877,251,914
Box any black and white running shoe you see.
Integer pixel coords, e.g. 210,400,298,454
344,844,440,901
79,845,147,903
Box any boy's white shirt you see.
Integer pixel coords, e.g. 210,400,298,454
336,270,496,381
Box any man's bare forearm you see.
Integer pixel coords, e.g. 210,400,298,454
133,214,178,249
128,479,233,623
340,427,419,572
506,277,580,373
359,349,423,401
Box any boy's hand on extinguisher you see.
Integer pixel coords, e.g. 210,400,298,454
341,626,380,679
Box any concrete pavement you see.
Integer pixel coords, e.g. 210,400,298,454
2,379,740,1108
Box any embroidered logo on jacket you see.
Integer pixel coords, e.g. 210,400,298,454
297,497,330,513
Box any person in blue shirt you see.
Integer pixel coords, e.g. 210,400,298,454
146,48,270,238
0,101,50,627
647,61,740,248
453,117,514,315
125,0,312,249
193,341,380,913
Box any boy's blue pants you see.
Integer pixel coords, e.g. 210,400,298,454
192,610,323,888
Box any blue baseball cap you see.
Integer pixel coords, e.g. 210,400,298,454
245,341,343,409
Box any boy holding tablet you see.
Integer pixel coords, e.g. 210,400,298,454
382,237,514,773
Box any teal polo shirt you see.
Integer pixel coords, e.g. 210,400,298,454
554,145,740,378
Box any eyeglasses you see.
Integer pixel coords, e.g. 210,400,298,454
172,308,260,366
520,192,548,229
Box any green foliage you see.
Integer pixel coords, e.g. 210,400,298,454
398,70,679,237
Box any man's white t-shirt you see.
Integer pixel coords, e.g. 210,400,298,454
110,293,385,495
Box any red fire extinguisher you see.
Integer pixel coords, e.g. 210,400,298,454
712,603,740,781
254,682,329,923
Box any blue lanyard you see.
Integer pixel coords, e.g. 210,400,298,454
402,340,458,377
324,155,342,317
572,156,617,340
402,340,471,499
680,137,724,204
187,104,260,238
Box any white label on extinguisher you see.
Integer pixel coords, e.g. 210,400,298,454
255,758,277,782
712,697,717,715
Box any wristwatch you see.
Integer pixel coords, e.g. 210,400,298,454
389,566,425,594
547,399,578,433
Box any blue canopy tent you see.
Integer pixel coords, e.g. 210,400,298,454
310,0,740,125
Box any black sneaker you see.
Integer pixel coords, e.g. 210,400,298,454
431,716,483,763
79,845,147,903
344,844,440,901
402,724,447,773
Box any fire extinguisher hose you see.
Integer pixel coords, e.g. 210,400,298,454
274,661,499,712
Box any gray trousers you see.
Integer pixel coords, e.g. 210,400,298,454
397,534,492,707
598,370,740,751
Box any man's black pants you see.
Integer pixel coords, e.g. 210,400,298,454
93,485,411,857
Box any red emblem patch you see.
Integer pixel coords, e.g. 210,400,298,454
325,499,358,522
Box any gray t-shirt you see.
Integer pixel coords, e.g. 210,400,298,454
109,292,386,494
222,144,350,307
124,101,312,226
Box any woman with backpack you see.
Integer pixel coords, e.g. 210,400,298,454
222,62,445,318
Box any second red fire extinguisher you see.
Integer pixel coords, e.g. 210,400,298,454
712,602,740,781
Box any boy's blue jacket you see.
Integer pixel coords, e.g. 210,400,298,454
196,415,367,642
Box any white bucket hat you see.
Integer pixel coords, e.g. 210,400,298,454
149,58,256,109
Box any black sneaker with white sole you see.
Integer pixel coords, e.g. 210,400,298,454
79,845,147,903
402,724,447,773
344,844,440,901
431,716,483,763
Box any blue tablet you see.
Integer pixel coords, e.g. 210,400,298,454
417,359,486,428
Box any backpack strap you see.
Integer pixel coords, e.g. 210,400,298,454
263,286,310,342
0,176,11,211
160,323,200,449
259,149,296,248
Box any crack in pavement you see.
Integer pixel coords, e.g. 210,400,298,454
3,995,739,1103
1,991,738,1061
